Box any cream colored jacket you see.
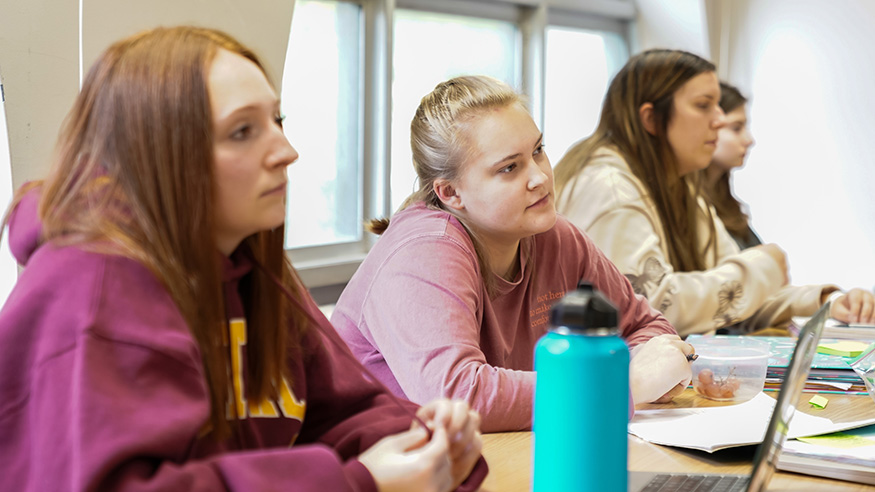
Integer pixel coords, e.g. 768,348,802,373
557,147,829,336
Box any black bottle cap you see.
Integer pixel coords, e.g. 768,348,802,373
549,281,618,332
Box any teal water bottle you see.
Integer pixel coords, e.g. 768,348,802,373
533,282,629,491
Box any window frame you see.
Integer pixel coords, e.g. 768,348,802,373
287,0,634,292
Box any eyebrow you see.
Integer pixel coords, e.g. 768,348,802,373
216,99,280,124
490,133,544,169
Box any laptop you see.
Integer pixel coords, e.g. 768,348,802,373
628,301,831,492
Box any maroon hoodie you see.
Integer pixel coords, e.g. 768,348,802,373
0,189,487,491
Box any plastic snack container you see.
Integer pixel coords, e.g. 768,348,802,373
689,336,770,403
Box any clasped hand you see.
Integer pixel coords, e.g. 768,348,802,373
359,398,482,492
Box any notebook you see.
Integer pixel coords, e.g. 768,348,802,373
776,423,875,485
627,301,831,492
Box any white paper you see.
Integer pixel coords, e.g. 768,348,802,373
628,393,875,452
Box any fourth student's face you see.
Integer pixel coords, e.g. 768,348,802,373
666,71,725,176
711,105,755,173
209,48,299,256
450,103,557,251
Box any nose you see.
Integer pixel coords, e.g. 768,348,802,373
269,126,299,169
744,129,755,148
527,158,550,190
712,107,727,129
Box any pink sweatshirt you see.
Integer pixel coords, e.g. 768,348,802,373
331,202,676,432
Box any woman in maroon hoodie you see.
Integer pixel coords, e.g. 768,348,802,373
0,26,485,492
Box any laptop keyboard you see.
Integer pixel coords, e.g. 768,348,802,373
640,473,750,492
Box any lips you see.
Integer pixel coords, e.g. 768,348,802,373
528,194,549,209
262,182,287,196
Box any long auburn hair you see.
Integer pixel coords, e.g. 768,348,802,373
554,49,718,272
4,26,306,439
703,82,753,243
367,75,530,295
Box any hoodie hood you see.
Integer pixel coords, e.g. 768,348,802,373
8,186,43,267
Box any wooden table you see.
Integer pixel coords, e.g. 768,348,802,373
478,389,875,491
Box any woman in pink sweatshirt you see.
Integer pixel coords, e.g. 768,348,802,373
0,26,485,492
331,75,695,432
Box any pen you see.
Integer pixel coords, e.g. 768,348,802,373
686,353,698,362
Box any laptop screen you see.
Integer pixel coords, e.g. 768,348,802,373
747,301,830,491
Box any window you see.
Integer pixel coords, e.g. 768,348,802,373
278,0,632,290
544,25,628,161
391,8,519,211
282,0,363,250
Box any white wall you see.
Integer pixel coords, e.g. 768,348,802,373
634,0,709,57
718,0,875,290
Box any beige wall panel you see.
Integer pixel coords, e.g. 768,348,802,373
82,0,295,87
0,0,78,186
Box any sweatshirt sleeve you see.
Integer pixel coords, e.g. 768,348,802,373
288,291,489,491
554,219,674,415
295,297,421,453
561,160,790,337
356,235,536,432
709,212,833,331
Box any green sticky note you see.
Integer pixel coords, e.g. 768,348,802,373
808,395,828,409
817,341,870,358
798,432,875,449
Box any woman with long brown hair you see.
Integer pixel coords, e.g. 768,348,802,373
555,49,874,337
0,26,485,492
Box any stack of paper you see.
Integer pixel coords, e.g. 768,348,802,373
777,424,875,484
762,336,869,395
